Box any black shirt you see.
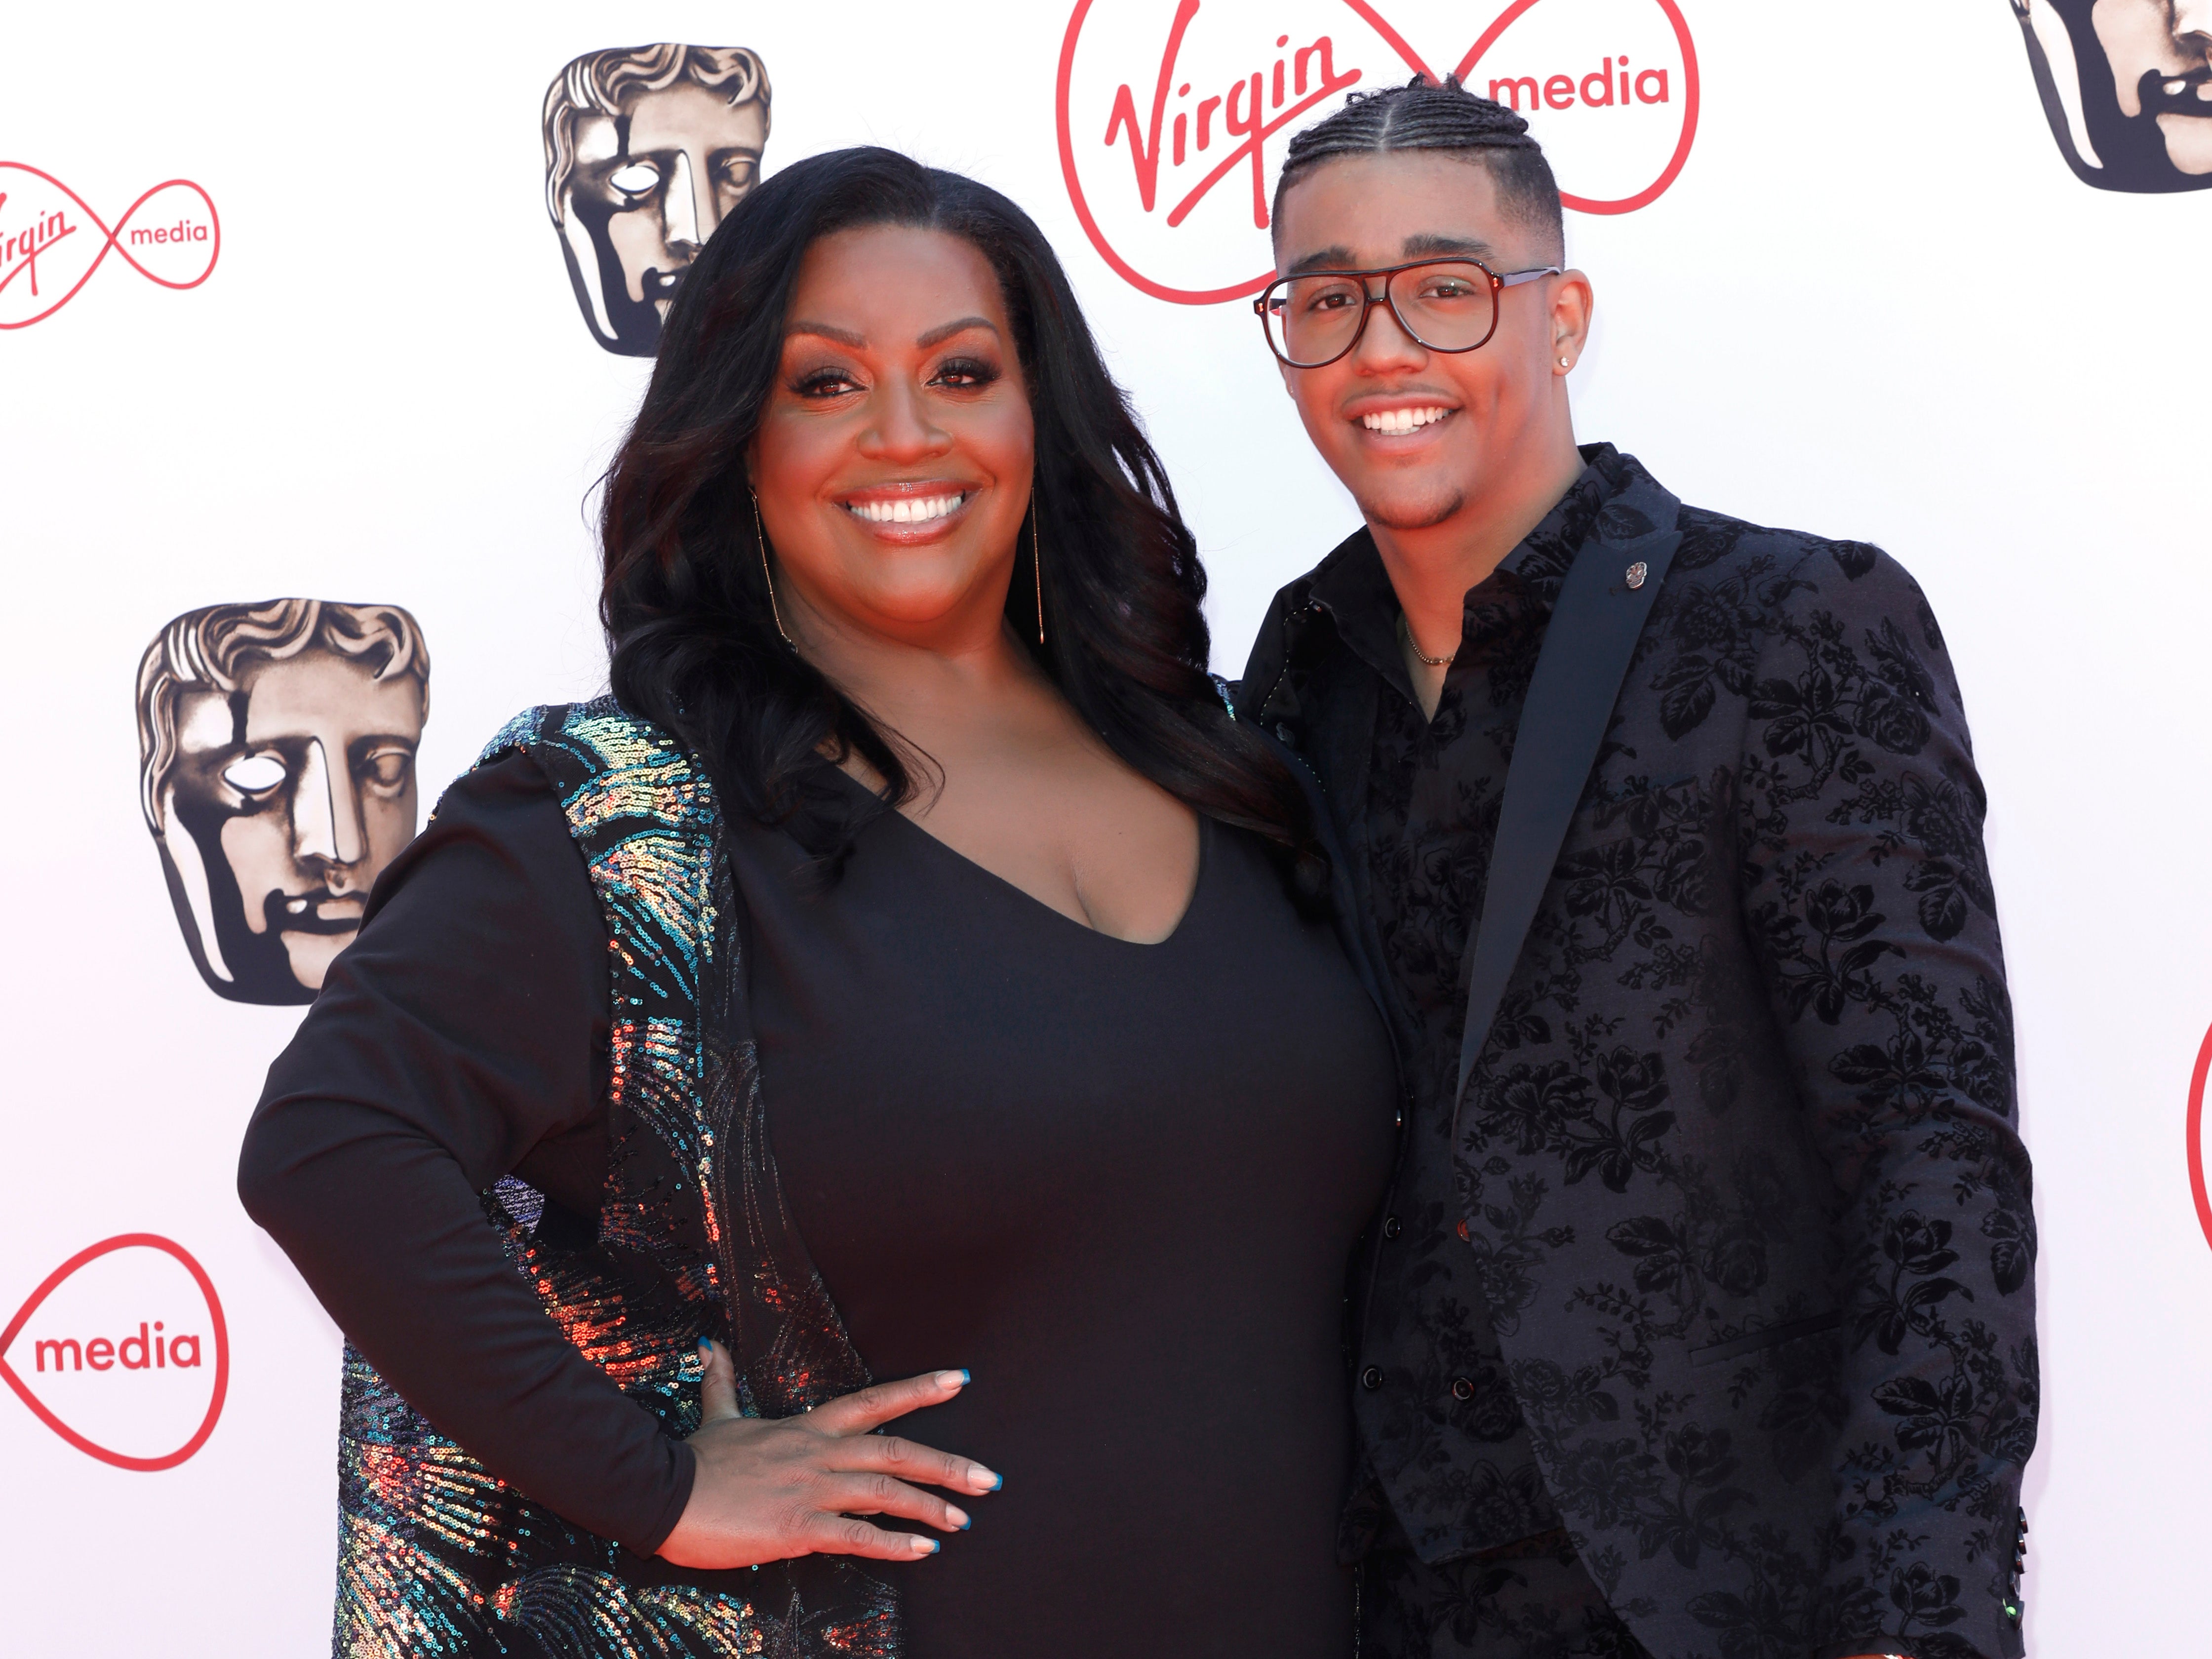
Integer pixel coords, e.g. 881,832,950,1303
1300,456,1635,1560
241,751,1398,1653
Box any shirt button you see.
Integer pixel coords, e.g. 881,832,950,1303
1381,1215,1402,1240
1451,1377,1475,1402
1360,1366,1385,1391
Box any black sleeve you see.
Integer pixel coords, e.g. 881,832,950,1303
237,750,697,1556
1734,553,2035,1659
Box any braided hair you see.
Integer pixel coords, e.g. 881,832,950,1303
1271,75,1564,261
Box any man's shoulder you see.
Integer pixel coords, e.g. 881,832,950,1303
1662,499,1939,633
1633,498,1962,744
1671,499,1887,586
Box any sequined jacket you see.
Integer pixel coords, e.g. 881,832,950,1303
1236,454,2038,1659
334,701,899,1659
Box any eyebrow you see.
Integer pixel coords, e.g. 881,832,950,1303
917,315,998,348
783,316,1001,350
1286,244,1357,277
1401,233,1499,260
1284,234,1501,276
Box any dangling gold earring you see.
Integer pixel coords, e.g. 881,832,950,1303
1031,505,1046,647
751,490,794,647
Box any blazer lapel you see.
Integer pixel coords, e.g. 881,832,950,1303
1452,492,1684,1123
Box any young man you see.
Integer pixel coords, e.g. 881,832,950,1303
1236,79,2037,1659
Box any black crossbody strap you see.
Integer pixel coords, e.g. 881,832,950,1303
1453,522,1682,1115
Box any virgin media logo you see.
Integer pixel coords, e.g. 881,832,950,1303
1057,0,1699,304
0,1235,230,1471
0,163,220,329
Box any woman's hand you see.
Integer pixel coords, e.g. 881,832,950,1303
657,1339,1000,1570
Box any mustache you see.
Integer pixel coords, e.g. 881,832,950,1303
2137,65,2212,121
259,889,363,936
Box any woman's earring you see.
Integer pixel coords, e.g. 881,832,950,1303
751,491,795,647
1031,506,1046,648
1558,356,1571,368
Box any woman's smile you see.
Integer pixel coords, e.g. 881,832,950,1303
836,479,982,540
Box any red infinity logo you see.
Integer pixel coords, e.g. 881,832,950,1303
1058,0,1700,305
0,163,220,329
0,1234,230,1471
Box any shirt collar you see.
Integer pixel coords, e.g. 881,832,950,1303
1306,442,1641,701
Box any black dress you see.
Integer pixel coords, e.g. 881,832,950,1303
241,754,1398,1656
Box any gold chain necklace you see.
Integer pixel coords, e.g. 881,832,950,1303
1398,610,1455,668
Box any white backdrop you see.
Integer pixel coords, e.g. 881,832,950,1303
3,2,2207,1651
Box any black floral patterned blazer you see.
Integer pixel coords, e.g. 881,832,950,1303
1235,452,2037,1659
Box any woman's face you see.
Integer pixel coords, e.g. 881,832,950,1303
749,224,1035,649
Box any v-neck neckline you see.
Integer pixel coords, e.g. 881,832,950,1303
826,766,1212,948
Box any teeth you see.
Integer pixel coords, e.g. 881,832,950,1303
1361,406,1451,435
847,493,965,525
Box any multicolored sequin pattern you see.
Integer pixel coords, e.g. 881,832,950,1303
331,699,895,1658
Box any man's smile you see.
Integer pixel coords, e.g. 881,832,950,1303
1345,396,1462,443
1360,405,1455,436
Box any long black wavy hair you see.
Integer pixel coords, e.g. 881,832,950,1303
599,146,1319,886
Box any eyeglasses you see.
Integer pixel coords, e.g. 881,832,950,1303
1254,258,1563,369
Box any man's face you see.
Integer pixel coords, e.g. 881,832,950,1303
1270,153,1575,536
2092,0,2212,173
164,651,421,1001
566,82,765,353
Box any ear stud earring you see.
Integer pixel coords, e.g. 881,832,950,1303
1558,356,1571,367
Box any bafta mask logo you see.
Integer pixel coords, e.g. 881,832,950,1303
2010,0,2212,190
136,600,431,1005
543,43,773,356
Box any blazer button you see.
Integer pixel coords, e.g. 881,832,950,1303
1451,1377,1474,1401
1360,1366,1385,1390
1381,1215,1402,1239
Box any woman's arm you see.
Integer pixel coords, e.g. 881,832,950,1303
237,752,696,1554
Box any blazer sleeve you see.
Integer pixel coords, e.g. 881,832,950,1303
237,752,697,1556
1733,548,2036,1659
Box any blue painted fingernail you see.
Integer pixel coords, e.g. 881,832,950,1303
958,1369,972,1385
698,1338,712,1351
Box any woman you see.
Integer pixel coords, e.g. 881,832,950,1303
240,148,1399,1658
